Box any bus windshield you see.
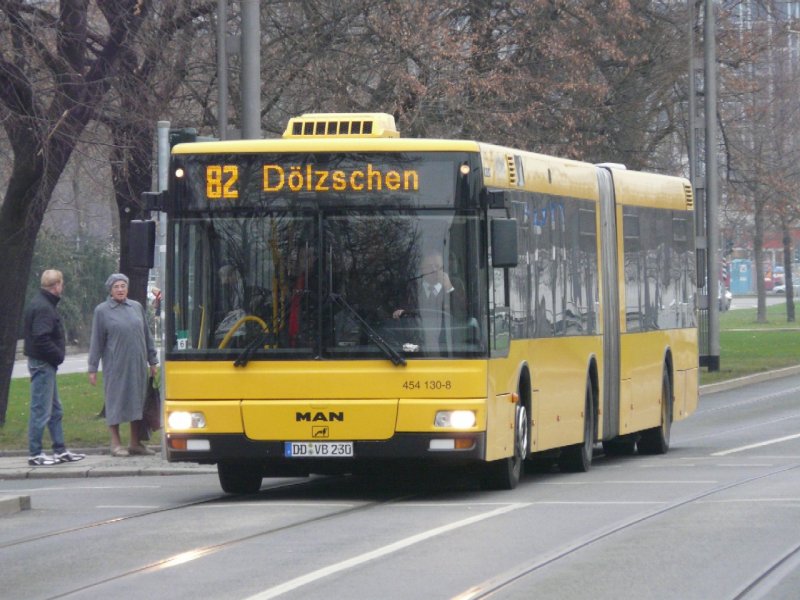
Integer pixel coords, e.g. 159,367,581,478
169,210,486,361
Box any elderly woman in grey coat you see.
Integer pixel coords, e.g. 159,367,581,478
88,273,158,456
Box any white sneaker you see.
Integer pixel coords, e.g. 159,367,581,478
54,450,86,463
28,453,59,466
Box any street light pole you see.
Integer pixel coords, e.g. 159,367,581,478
704,0,721,371
217,0,228,140
240,0,261,139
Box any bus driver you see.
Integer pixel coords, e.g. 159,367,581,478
392,250,466,352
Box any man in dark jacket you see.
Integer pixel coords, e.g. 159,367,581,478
392,250,467,353
23,269,85,466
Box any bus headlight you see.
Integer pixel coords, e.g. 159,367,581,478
434,410,476,429
167,411,206,430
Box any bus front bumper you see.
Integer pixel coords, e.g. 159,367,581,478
164,432,486,466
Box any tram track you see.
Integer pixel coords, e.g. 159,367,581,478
732,540,800,599
0,491,223,551
453,461,800,600
14,474,436,600
0,473,381,551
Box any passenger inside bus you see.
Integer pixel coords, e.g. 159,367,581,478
214,264,246,343
286,244,317,348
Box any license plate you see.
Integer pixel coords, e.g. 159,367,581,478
284,441,354,458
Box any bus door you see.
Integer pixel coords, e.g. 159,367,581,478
597,168,621,440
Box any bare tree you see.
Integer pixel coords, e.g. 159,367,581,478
101,1,215,305
0,1,146,424
252,0,690,170
717,2,800,323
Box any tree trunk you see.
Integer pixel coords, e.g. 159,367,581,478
782,222,795,322
0,145,71,424
754,197,767,323
0,205,39,426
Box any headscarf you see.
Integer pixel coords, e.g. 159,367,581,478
105,273,130,291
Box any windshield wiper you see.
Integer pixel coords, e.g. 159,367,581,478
233,302,291,367
233,324,277,367
328,293,406,366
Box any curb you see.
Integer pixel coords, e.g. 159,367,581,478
0,457,216,516
698,364,800,395
0,467,217,481
0,494,31,516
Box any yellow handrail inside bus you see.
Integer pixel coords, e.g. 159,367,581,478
198,305,206,349
218,314,269,349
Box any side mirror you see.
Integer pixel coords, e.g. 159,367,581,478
130,220,156,269
491,219,518,268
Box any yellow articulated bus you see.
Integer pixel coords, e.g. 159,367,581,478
141,112,698,494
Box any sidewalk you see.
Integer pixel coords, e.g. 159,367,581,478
0,448,216,481
0,449,217,516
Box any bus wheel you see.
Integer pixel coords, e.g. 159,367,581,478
218,461,263,494
638,369,672,455
561,379,595,472
482,402,528,490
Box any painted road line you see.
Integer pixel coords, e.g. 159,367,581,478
244,503,530,600
712,433,800,456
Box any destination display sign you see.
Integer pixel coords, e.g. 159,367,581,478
173,152,471,210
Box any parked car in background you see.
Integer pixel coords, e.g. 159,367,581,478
773,266,785,287
773,282,800,295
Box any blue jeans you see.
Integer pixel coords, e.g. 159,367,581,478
28,358,65,456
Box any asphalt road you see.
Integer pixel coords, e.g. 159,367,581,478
2,373,799,600
729,293,787,310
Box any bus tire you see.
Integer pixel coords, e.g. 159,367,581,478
482,401,528,490
218,461,263,494
561,378,595,472
638,369,672,455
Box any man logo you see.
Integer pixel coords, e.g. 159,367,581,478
313,426,329,438
296,411,344,422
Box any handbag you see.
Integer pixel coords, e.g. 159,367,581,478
140,375,162,440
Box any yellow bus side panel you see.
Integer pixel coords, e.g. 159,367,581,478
483,392,517,461
672,327,699,421
619,328,698,434
619,332,663,434
489,336,603,457
679,365,699,419
662,327,698,422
